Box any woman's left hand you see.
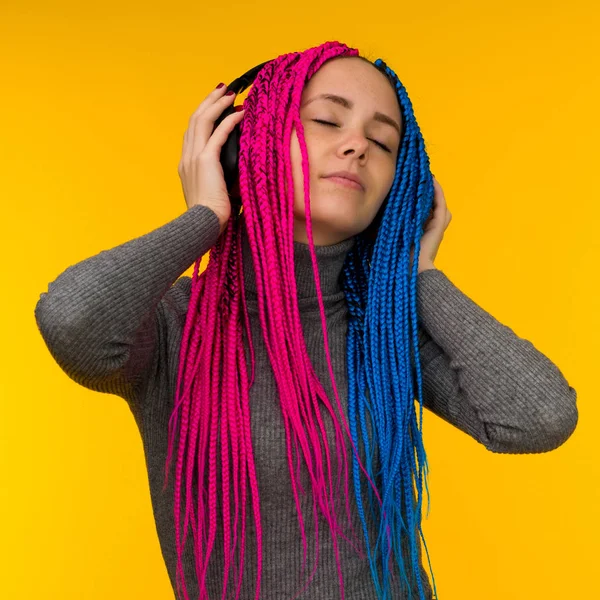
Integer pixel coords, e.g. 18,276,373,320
410,175,452,273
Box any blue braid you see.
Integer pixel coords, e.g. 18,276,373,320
342,57,439,599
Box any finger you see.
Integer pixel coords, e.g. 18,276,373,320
431,179,449,223
434,180,446,207
191,91,238,152
198,109,245,161
183,94,238,165
183,85,232,152
189,83,230,125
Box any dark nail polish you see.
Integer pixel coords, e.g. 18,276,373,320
225,89,235,96
216,82,225,89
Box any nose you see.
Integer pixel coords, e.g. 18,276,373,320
337,132,369,160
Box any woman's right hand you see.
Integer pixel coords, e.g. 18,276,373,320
178,83,245,235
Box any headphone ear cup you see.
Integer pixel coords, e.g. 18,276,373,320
218,115,242,213
214,104,242,205
219,122,240,193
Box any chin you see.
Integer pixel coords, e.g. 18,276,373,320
302,193,360,217
295,209,356,233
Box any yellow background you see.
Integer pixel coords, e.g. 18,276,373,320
2,1,598,598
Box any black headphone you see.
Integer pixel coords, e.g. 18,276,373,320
212,60,271,205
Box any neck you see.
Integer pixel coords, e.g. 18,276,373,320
240,224,356,308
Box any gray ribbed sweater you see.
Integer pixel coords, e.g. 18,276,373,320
34,203,578,600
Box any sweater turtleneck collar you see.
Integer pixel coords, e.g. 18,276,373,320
240,225,357,309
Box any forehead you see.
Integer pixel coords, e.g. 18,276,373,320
302,57,399,119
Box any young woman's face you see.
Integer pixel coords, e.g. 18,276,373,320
290,57,403,246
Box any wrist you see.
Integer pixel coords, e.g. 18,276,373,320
219,217,230,235
189,202,229,234
417,261,436,274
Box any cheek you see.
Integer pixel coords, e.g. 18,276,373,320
380,171,396,203
289,129,301,184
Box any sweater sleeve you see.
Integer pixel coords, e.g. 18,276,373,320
414,268,578,454
33,204,222,411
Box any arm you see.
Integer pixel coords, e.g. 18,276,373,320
33,204,222,410
414,268,578,454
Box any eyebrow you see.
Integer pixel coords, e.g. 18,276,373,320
301,93,402,137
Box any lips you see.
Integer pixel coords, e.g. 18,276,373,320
323,171,365,190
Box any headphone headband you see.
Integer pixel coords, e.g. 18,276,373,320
225,60,271,95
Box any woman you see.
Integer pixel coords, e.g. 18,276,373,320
34,41,578,600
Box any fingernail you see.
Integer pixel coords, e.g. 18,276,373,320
216,82,225,89
225,89,235,96
234,106,244,112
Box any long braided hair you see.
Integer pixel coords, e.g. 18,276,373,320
164,40,439,600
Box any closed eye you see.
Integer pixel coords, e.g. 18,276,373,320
312,119,392,153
